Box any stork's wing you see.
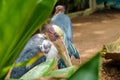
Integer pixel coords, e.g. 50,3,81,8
10,34,49,78
67,42,80,59
51,14,73,42
10,56,46,78
63,33,80,59
16,34,45,63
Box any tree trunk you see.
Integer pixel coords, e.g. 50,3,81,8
89,0,96,11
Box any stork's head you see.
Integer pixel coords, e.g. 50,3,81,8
43,24,72,67
54,5,65,15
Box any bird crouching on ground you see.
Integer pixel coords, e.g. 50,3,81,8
51,5,80,60
10,34,59,78
10,24,72,78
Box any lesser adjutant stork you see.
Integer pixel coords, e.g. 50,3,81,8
10,24,72,78
51,5,80,68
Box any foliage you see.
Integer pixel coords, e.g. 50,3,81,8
104,38,120,53
74,0,85,6
57,0,85,6
101,38,120,60
19,58,77,80
20,58,56,80
56,0,86,12
0,0,56,78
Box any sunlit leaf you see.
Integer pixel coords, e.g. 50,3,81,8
47,66,76,79
20,58,56,80
102,38,120,60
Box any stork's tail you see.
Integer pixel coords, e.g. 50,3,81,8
68,42,80,59
58,58,66,69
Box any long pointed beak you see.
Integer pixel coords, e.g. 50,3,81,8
44,24,72,67
53,37,72,67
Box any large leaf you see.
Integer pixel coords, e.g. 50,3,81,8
0,0,38,77
69,53,101,80
20,58,56,80
0,0,56,78
46,66,77,79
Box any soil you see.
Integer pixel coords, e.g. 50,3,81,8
71,9,120,80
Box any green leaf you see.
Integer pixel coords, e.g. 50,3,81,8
47,66,77,79
69,53,101,80
0,0,38,77
20,58,56,80
0,0,56,78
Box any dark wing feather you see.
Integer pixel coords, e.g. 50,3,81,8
10,34,47,78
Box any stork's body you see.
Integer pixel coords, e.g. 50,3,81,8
10,34,59,78
51,13,73,42
51,5,80,60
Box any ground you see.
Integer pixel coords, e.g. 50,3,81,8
71,9,120,80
